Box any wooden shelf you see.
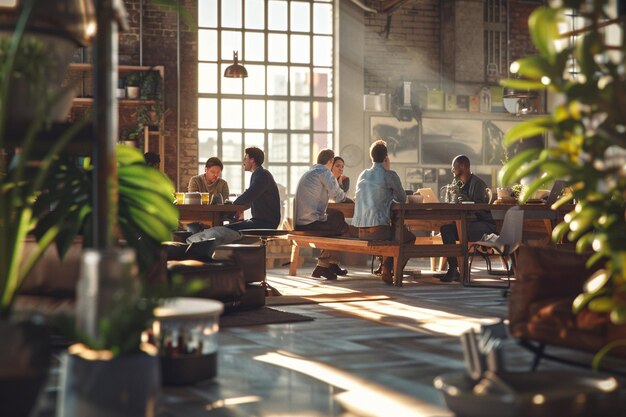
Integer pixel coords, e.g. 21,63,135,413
72,97,156,105
66,63,166,172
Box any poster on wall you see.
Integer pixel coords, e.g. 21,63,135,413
421,118,483,165
484,120,545,166
370,116,419,163
405,167,423,191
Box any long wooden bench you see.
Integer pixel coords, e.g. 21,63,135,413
286,233,453,286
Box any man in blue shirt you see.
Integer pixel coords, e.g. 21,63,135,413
294,149,350,280
352,140,415,284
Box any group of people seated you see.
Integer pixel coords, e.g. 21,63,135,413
168,142,493,285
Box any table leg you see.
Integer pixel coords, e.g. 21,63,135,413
259,237,282,296
289,243,300,276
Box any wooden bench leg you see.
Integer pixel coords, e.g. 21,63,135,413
289,244,300,276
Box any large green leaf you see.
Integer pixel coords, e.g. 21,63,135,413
499,148,542,186
503,116,552,146
528,7,560,61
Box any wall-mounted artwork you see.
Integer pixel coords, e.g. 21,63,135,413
370,116,419,163
421,118,483,165
484,120,545,166
405,167,423,191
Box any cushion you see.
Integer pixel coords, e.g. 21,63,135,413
163,239,216,262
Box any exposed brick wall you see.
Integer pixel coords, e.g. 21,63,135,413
121,0,197,191
363,0,539,97
509,1,538,63
364,0,441,94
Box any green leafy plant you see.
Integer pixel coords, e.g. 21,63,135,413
499,1,626,363
125,71,141,87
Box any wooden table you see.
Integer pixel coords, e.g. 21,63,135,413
177,204,248,228
327,202,573,285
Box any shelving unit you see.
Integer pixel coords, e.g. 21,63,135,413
66,63,165,171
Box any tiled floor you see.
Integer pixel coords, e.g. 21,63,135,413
157,258,626,416
35,257,626,417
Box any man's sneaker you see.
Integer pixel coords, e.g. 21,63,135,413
311,265,338,280
329,263,348,276
440,269,460,282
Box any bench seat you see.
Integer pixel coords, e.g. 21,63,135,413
285,233,452,286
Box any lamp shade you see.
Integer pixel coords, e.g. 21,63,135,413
223,51,248,78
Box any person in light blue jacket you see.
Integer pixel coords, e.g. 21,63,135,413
352,140,415,284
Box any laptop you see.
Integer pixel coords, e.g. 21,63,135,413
545,180,566,205
417,187,439,203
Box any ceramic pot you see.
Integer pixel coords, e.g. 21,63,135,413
57,345,160,417
0,321,51,417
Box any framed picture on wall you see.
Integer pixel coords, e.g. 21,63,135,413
484,120,545,166
421,118,483,165
405,167,423,191
370,116,419,163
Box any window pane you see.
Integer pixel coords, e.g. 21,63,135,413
313,68,332,97
220,63,243,94
268,33,288,62
290,2,310,32
221,31,242,61
313,101,332,132
267,100,288,129
290,34,310,64
198,98,217,129
245,132,264,149
269,165,287,190
268,0,287,31
222,131,243,162
244,32,264,62
221,0,242,28
268,133,288,162
198,29,217,61
222,99,243,128
290,101,310,130
244,100,266,129
313,3,332,34
223,164,243,195
290,165,309,194
313,35,332,66
198,63,217,93
290,66,310,96
314,133,332,154
290,133,310,162
245,0,264,29
199,0,217,28
244,65,265,95
198,130,218,161
267,66,288,95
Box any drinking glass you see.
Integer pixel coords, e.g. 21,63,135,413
201,193,211,205
175,192,185,205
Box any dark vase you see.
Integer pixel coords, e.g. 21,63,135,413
57,346,160,417
0,321,51,417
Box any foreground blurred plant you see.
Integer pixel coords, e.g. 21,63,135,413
499,0,626,361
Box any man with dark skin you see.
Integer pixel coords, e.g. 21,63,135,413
439,155,495,282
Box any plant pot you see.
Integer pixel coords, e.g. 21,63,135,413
0,321,51,417
126,86,140,99
57,344,160,417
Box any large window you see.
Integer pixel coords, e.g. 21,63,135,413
197,0,334,196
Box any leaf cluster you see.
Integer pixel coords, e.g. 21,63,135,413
499,0,626,356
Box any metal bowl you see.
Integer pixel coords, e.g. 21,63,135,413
433,371,622,417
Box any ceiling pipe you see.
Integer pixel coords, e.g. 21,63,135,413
349,0,378,14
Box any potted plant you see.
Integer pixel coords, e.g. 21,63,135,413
125,72,141,99
500,1,626,363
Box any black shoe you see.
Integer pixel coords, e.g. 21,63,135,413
312,266,338,280
440,269,460,282
329,263,348,276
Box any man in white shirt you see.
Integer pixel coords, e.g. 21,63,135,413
294,149,350,280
